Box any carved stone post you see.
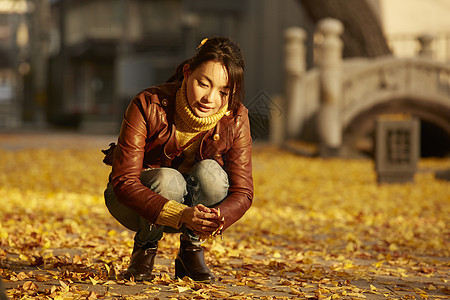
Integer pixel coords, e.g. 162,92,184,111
316,18,344,157
418,34,434,58
284,27,307,139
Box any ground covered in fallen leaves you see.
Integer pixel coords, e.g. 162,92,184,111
0,134,449,299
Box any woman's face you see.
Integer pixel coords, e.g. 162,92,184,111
184,61,229,118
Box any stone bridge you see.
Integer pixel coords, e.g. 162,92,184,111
281,18,450,157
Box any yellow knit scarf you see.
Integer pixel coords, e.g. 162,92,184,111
174,79,227,173
174,79,228,135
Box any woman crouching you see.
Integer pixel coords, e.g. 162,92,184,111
103,37,253,283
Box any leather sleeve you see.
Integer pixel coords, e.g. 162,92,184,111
111,93,169,224
217,110,253,231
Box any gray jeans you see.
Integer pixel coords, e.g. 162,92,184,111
104,159,229,246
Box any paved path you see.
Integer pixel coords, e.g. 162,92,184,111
0,130,117,150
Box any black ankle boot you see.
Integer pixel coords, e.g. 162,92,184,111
124,242,157,281
175,239,215,283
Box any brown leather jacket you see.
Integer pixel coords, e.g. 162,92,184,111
111,82,253,231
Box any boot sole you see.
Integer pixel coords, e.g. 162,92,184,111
175,258,215,283
124,271,154,282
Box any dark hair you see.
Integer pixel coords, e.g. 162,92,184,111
167,37,245,110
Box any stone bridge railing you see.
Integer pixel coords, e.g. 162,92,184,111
282,18,450,157
341,56,450,134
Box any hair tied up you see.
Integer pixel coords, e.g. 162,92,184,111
197,38,209,49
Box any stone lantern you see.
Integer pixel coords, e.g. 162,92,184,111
375,114,420,183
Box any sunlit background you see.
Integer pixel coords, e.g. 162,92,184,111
1,1,449,298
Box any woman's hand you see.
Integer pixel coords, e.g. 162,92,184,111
180,204,222,235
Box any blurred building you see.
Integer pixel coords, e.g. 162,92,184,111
0,0,29,128
44,0,392,134
2,0,449,156
46,0,320,133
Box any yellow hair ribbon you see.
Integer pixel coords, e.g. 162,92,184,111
197,38,208,49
